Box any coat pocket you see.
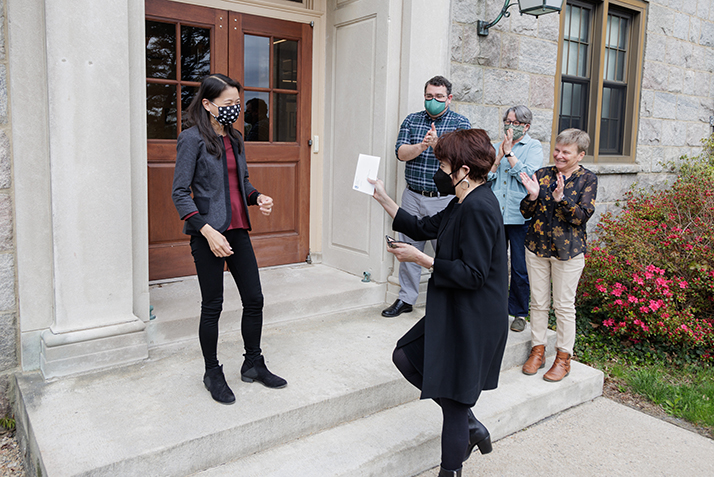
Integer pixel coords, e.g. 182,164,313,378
194,196,210,215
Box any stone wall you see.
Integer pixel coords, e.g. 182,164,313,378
449,0,714,232
0,0,17,418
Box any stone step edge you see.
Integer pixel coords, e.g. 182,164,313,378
191,359,605,477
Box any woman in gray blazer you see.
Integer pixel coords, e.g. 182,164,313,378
172,74,286,405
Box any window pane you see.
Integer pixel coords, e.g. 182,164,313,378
561,82,572,115
619,18,629,49
600,85,625,154
578,44,588,77
273,39,298,90
572,83,582,116
564,4,572,40
146,21,176,80
567,42,579,76
181,26,211,82
244,35,270,88
181,85,198,128
244,92,270,142
617,51,626,81
601,87,611,117
274,93,297,142
571,6,581,42
147,83,177,139
580,8,590,42
606,49,617,81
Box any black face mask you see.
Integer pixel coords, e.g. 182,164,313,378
433,169,456,196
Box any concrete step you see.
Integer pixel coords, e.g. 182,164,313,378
193,359,604,477
14,301,561,477
146,263,386,347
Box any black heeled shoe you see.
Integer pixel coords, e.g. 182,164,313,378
464,409,492,460
438,466,462,477
241,356,287,389
203,365,236,405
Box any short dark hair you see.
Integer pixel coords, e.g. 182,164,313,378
434,129,495,183
424,75,452,96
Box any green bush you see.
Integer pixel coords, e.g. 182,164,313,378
577,134,714,365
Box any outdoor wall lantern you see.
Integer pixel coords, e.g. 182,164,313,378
477,0,564,36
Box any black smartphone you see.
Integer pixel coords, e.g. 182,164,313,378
386,235,411,248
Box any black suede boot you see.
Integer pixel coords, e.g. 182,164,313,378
464,409,492,460
203,365,236,405
241,356,287,389
438,466,462,477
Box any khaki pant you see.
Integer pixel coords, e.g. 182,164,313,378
525,249,585,356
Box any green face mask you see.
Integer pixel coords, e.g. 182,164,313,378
425,98,447,116
504,124,526,141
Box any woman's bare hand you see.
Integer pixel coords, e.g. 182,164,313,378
257,194,274,216
520,172,540,201
200,224,233,257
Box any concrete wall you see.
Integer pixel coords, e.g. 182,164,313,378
449,0,714,231
0,0,18,416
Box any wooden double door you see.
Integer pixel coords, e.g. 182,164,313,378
146,0,312,280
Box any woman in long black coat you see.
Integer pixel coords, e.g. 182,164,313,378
371,128,508,477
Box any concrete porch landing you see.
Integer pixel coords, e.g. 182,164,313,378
13,264,603,476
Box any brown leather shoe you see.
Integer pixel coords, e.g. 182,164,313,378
522,345,545,375
543,350,571,382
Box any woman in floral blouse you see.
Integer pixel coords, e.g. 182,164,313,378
518,129,598,382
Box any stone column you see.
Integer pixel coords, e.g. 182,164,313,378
10,0,148,378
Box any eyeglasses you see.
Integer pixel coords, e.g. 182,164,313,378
425,94,448,101
504,120,525,126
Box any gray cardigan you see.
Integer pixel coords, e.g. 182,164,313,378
172,126,259,235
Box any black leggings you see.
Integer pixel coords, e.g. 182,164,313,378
393,347,470,471
190,228,263,370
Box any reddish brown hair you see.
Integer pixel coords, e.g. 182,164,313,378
433,128,495,182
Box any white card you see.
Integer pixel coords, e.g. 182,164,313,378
353,154,381,195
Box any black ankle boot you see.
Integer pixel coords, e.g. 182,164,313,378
203,365,236,405
464,409,492,460
241,356,287,389
438,466,462,477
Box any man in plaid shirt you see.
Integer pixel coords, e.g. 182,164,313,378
382,76,472,317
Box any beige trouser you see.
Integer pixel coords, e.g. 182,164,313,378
525,249,585,356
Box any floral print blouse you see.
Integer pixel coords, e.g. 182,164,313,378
520,165,598,260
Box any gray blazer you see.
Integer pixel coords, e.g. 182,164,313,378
172,126,259,235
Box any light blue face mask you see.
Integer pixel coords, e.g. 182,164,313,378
425,98,447,116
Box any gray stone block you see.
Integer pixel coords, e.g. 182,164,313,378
644,33,666,63
661,120,687,147
451,0,481,25
530,75,554,109
689,17,702,43
673,13,690,41
701,20,714,47
0,193,12,252
483,69,529,106
648,3,674,36
652,92,678,119
0,66,6,125
689,44,708,70
638,118,663,146
707,47,714,73
0,253,14,311
642,62,668,91
500,33,519,70
640,90,655,117
667,66,684,94
536,12,560,41
528,109,554,143
0,131,9,189
697,0,711,20
451,24,463,62
0,313,17,373
635,145,666,173
0,9,4,62
666,37,692,68
450,64,483,103
510,11,538,37
463,25,500,66
687,121,710,146
519,37,558,75
458,103,501,140
677,95,702,121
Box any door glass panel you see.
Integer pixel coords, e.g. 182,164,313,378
273,39,298,90
146,21,176,80
274,93,297,142
244,92,270,142
147,83,177,139
181,85,198,125
244,35,270,88
181,25,211,82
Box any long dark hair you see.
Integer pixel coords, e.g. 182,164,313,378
184,74,243,157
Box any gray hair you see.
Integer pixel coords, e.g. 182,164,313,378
503,105,533,125
556,128,590,154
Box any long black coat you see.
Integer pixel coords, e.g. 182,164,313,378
394,185,508,406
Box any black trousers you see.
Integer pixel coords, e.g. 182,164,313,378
190,228,264,370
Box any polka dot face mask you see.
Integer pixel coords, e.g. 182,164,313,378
210,101,241,126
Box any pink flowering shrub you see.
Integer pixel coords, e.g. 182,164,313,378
578,140,714,364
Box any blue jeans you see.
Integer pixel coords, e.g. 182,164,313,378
505,223,530,317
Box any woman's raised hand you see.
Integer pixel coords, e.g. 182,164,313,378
520,172,540,201
367,178,399,218
200,224,234,257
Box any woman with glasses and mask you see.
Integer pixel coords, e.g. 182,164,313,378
370,129,508,477
487,105,543,334
172,74,287,405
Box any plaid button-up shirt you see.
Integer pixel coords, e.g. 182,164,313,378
395,109,471,192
